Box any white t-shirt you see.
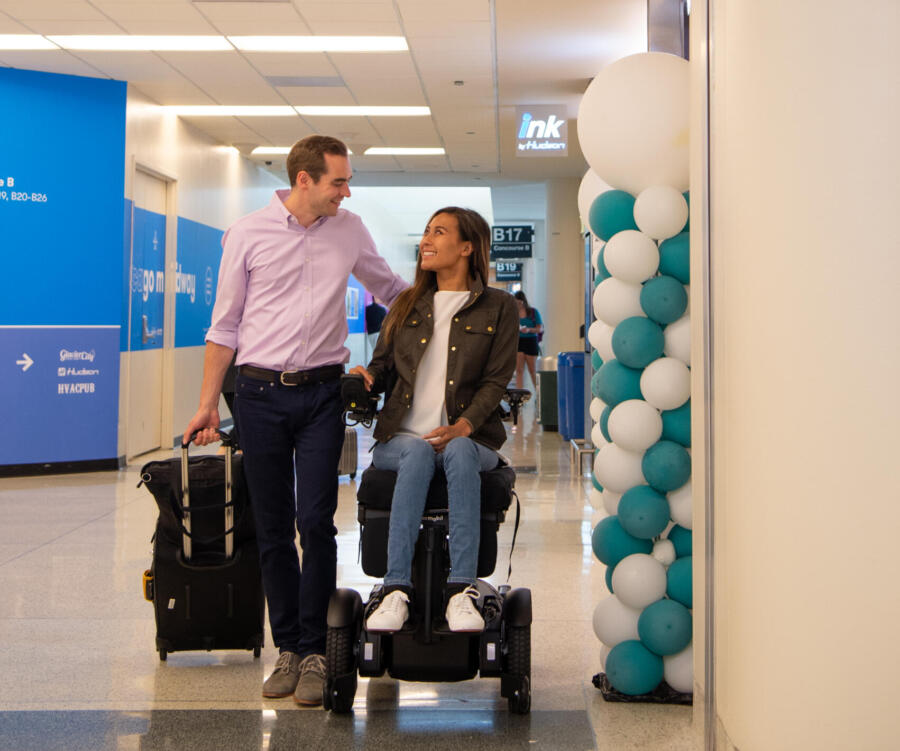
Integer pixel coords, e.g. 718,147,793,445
399,290,470,437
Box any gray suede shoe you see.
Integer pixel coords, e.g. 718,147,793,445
262,651,302,698
293,653,326,706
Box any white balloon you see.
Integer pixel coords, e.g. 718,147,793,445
607,399,663,452
634,185,689,241
592,277,645,327
593,443,645,493
591,421,607,449
664,643,694,693
590,487,605,510
588,319,615,361
652,538,676,566
664,313,691,365
668,480,692,529
599,643,612,672
611,553,668,609
579,169,613,229
589,397,606,422
602,488,622,516
591,241,603,274
592,595,641,647
603,230,660,284
577,52,690,196
640,357,691,411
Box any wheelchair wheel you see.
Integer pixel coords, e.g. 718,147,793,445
324,624,358,713
505,624,531,714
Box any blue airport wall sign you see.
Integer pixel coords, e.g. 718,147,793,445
1,326,120,464
175,217,223,348
128,206,166,351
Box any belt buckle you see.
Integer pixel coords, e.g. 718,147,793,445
279,370,300,386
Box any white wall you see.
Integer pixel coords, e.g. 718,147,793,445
699,1,900,748
120,87,283,454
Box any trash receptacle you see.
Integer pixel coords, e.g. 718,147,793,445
536,356,558,431
557,351,585,441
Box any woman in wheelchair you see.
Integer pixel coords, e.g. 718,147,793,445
349,206,519,634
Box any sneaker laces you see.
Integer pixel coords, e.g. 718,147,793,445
449,585,480,616
301,653,326,679
379,589,409,616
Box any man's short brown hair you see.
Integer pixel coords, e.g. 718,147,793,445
286,135,348,186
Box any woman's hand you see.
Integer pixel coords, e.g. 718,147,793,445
422,418,473,452
348,365,374,390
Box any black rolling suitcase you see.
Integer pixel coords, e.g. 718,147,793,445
139,430,265,661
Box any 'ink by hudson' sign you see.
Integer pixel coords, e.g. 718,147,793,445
515,105,568,157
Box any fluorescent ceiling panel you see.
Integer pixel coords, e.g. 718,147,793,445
294,106,429,116
46,35,233,51
164,106,297,116
365,148,445,156
0,35,58,49
228,36,407,52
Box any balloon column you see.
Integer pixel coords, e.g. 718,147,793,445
577,52,694,698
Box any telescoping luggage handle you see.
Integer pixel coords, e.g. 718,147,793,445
181,429,237,562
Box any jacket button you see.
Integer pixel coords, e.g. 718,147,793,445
420,338,427,344
454,317,459,322
487,326,493,332
465,325,472,330
448,379,454,385
405,393,410,399
451,346,456,351
411,320,418,324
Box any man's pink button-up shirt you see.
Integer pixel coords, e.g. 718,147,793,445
206,189,407,370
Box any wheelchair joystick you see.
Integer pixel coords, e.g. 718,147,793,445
503,388,532,427
340,374,380,428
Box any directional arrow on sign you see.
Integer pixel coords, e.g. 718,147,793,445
16,353,33,372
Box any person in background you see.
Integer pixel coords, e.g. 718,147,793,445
349,207,518,634
182,135,407,707
514,290,543,391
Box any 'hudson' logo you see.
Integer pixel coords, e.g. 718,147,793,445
515,106,568,157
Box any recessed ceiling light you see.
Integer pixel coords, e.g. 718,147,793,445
295,106,429,117
0,35,58,50
46,35,233,51
229,36,407,52
164,106,297,116
364,147,445,156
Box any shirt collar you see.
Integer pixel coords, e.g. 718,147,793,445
270,189,329,230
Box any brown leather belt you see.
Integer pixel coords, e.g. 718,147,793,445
238,364,344,386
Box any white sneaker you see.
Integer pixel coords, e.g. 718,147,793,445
446,586,485,632
366,589,410,632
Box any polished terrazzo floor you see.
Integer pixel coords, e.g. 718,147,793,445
0,402,700,750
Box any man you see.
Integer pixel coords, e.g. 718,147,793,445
183,135,407,705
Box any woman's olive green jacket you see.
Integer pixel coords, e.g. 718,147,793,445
367,277,519,451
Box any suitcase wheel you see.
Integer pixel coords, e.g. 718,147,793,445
159,648,167,661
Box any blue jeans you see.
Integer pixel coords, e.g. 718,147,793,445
372,434,499,588
233,373,344,658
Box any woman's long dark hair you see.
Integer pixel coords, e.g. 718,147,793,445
514,290,534,319
381,207,491,344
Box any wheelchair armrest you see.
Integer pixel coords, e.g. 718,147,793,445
341,374,380,427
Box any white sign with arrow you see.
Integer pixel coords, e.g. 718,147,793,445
16,353,34,371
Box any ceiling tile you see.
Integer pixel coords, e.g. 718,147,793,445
129,78,216,106
18,20,123,34
396,0,490,23
302,20,402,35
293,2,397,23
0,17,31,32
240,51,338,77
0,1,107,21
64,51,187,82
239,117,315,145
156,51,282,104
88,2,208,23
278,86,356,106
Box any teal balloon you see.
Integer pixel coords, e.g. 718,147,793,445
589,190,637,241
642,440,691,492
668,525,692,557
605,564,615,594
640,275,688,325
667,555,693,608
591,349,603,370
599,405,612,442
658,232,690,284
593,359,643,407
592,472,603,491
591,516,653,567
661,400,691,447
682,191,690,233
606,640,664,695
596,244,611,280
617,486,670,539
593,273,604,289
611,316,665,369
638,599,692,656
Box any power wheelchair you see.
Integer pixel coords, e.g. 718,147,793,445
323,374,533,714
